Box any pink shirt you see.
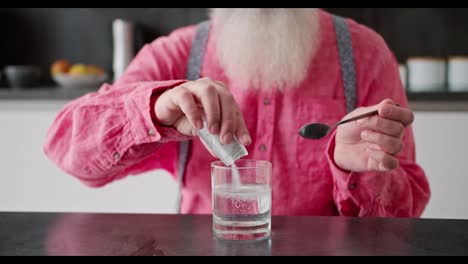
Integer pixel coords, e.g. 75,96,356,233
44,10,430,217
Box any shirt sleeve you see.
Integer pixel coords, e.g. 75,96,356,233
43,25,197,187
327,21,431,217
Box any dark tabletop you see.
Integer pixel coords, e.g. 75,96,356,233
0,212,467,256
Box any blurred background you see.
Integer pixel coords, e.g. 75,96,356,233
1,8,467,219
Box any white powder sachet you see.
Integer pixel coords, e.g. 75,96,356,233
197,122,248,166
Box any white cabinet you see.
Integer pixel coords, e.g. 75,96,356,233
413,112,468,219
1,100,467,219
0,101,178,214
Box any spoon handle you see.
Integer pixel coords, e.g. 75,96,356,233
335,110,379,127
335,103,401,127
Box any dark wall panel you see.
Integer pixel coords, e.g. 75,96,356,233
2,8,468,82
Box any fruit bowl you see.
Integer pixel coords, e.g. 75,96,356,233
52,73,108,88
50,60,108,89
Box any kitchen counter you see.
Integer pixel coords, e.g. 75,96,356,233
1,212,467,256
407,91,468,112
0,86,97,100
1,87,468,112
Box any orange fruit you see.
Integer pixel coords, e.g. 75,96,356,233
51,60,71,75
87,65,105,76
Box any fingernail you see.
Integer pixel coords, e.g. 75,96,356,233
382,107,392,116
241,133,252,145
361,131,370,140
210,124,219,134
370,144,381,151
357,119,366,127
222,133,233,144
379,163,389,171
369,151,378,160
196,120,203,130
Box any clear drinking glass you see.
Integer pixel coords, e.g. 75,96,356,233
211,159,272,241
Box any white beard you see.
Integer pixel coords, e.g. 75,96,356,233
210,8,320,91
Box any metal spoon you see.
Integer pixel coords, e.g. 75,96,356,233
299,110,379,140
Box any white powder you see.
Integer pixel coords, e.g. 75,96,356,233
231,163,241,188
197,122,247,189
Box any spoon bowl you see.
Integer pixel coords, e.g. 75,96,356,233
299,123,331,140
299,109,379,140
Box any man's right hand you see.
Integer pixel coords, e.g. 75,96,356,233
154,77,252,146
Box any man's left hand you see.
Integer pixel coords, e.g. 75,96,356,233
334,99,414,172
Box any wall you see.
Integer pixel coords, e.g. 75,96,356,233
413,112,468,219
0,8,210,82
2,8,468,75
1,101,468,219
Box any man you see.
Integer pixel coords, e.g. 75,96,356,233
44,8,430,217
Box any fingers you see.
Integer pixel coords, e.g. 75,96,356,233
378,100,414,126
366,148,399,172
235,110,252,146
183,77,251,146
361,130,403,155
357,116,405,138
355,99,412,140
218,91,237,145
191,83,221,134
202,78,244,145
171,88,203,130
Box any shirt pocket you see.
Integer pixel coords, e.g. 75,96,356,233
294,97,346,171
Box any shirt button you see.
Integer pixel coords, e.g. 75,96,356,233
113,152,121,160
263,98,271,105
148,128,156,136
349,182,357,190
259,144,267,152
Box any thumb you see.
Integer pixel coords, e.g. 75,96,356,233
173,116,198,137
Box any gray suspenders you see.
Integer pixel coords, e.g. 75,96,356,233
333,16,358,113
175,16,357,213
175,21,210,213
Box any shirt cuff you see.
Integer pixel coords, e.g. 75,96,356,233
125,80,192,146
